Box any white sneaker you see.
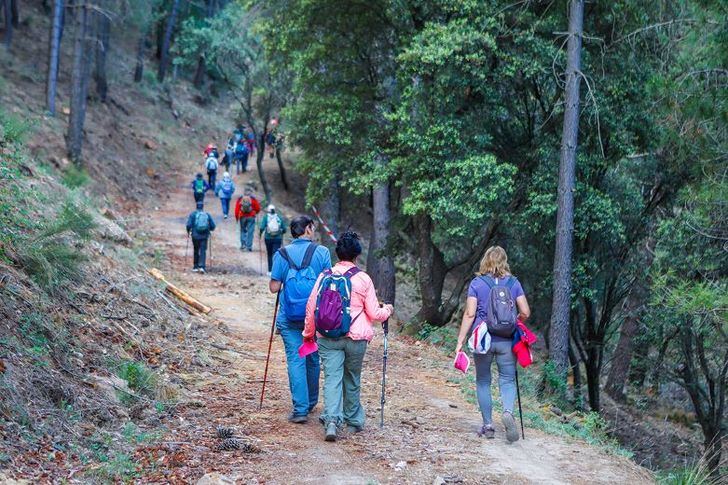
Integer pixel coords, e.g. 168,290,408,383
192,268,199,272
267,271,271,277
199,268,206,274
224,214,228,219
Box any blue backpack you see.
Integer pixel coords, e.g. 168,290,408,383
235,143,248,156
279,244,319,323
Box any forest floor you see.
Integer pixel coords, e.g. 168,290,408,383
135,159,656,484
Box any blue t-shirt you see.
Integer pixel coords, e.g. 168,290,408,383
467,274,525,342
271,238,332,327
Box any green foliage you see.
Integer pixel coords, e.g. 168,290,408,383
14,200,96,292
0,108,32,145
115,360,157,397
61,165,91,188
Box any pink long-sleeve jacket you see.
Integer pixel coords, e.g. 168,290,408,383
303,261,393,342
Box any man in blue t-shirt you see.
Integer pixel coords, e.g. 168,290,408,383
269,215,332,423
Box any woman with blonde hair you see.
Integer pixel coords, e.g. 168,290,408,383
455,246,531,442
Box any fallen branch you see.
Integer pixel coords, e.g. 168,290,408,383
147,268,212,314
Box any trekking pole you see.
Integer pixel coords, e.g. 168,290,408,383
185,234,190,267
515,368,525,440
208,233,213,271
258,217,264,276
259,291,280,411
379,312,390,429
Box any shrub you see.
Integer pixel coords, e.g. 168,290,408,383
116,360,156,397
61,165,91,188
15,200,96,292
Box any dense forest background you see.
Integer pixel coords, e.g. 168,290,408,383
0,0,725,481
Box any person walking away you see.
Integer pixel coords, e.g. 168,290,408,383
234,187,261,250
233,140,249,174
203,143,219,158
222,136,235,173
215,172,236,219
245,129,256,157
259,204,286,275
191,173,209,204
269,216,332,423
186,201,217,274
205,153,219,191
455,246,531,442
303,231,393,442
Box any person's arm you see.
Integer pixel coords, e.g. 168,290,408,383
259,214,266,234
185,214,193,235
361,275,393,322
516,295,531,322
269,280,282,293
455,296,478,355
303,275,324,341
208,213,216,232
269,252,284,293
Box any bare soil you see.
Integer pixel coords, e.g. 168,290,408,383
138,160,655,484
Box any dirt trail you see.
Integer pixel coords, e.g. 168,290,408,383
142,160,654,484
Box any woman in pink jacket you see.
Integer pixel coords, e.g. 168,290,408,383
304,231,393,442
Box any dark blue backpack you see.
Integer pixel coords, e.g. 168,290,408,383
279,244,319,323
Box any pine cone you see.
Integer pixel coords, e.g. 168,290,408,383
216,426,235,439
241,443,261,454
218,438,241,451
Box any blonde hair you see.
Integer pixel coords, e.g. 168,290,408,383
477,246,511,278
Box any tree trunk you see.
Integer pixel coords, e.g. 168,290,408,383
66,0,90,163
46,0,64,115
547,0,584,384
605,299,642,403
368,156,395,305
10,0,17,27
585,348,600,412
157,0,180,82
274,148,289,191
192,0,215,89
569,344,583,407
193,56,206,88
94,1,110,102
414,214,447,326
133,28,148,83
256,131,272,203
3,0,12,48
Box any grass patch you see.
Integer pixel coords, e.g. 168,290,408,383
115,360,157,397
14,199,96,292
61,165,91,188
0,108,32,145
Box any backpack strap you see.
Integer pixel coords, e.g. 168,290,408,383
300,243,318,270
343,267,361,279
278,247,297,270
504,276,516,289
480,275,495,289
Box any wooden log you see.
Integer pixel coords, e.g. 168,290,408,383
147,268,212,314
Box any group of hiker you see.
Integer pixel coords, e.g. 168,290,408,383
187,133,535,444
186,128,285,274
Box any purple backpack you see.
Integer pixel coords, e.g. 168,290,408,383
314,267,361,338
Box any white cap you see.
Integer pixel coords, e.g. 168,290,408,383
267,204,275,212
223,171,230,177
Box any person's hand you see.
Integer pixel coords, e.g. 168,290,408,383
455,342,463,355
303,335,314,343
383,303,394,315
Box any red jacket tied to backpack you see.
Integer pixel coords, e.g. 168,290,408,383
512,320,538,368
234,195,261,220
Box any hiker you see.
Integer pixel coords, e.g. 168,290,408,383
269,216,332,423
215,172,236,219
266,130,277,159
303,231,394,442
259,204,287,275
191,173,210,203
245,129,256,155
186,201,216,274
455,246,531,443
233,139,249,174
222,137,235,172
234,186,261,250
205,150,219,192
203,143,219,159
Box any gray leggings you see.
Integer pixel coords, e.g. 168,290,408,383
474,340,516,425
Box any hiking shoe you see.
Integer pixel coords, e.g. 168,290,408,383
325,422,337,442
192,267,199,272
478,424,495,439
224,214,228,219
198,268,206,274
288,414,308,424
346,424,363,434
502,412,519,443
